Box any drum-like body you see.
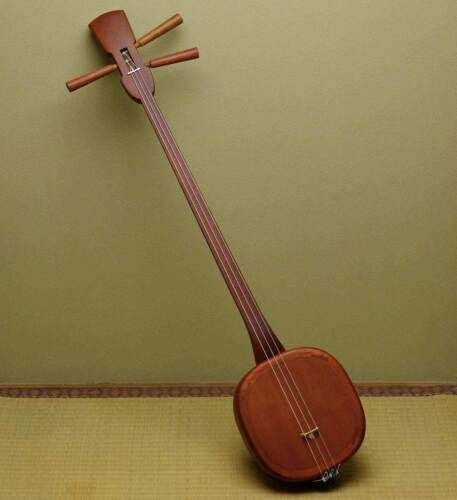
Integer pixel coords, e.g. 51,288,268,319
234,347,365,482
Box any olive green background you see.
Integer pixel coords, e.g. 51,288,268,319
1,0,456,384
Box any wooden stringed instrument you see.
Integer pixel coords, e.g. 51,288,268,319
66,10,365,483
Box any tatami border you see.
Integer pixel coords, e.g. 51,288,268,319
0,383,455,398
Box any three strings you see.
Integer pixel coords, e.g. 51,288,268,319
127,59,337,477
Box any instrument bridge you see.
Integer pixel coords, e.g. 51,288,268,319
300,426,319,440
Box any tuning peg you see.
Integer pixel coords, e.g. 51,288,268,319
135,13,182,47
146,47,199,69
66,13,191,92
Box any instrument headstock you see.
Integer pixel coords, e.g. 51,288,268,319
65,10,199,100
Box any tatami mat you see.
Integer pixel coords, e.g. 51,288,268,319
0,395,456,499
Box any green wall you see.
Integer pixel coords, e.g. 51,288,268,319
1,0,456,384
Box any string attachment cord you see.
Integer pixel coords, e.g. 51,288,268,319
312,465,341,484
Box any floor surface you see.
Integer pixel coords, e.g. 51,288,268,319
0,395,456,499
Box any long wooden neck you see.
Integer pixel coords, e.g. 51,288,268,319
141,93,284,364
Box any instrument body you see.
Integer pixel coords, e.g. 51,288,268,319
67,10,366,484
234,347,365,482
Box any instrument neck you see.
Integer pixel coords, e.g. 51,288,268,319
140,92,284,363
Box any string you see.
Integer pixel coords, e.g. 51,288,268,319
130,67,334,475
132,68,337,476
129,63,335,476
129,70,323,474
143,86,335,467
133,69,338,475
